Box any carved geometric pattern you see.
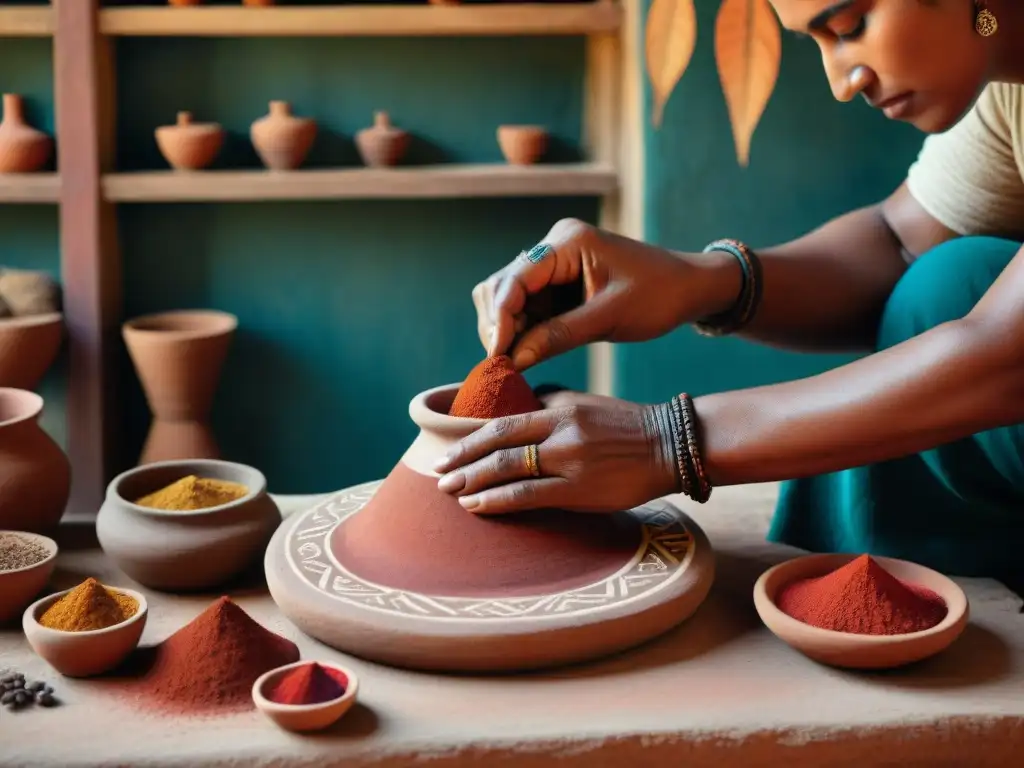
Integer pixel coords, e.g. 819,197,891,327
284,480,695,622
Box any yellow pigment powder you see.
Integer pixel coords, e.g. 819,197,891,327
134,475,249,511
39,577,138,632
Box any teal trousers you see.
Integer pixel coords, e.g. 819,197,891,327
769,236,1024,581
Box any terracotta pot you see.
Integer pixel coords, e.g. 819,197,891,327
0,389,71,535
0,313,63,390
122,310,237,465
168,0,202,6
97,459,281,592
330,383,642,598
355,111,410,168
155,111,225,171
243,0,275,5
0,94,53,174
250,101,318,171
497,125,548,165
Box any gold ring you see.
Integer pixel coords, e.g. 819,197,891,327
524,444,541,477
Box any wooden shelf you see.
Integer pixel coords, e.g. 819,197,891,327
0,173,60,203
0,5,54,37
102,163,618,202
99,3,622,37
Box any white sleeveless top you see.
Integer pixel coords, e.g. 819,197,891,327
906,82,1024,240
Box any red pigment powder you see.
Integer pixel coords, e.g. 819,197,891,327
776,554,948,635
332,462,640,597
449,355,543,418
126,596,300,715
268,663,347,706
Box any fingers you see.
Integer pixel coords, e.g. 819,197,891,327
509,296,610,370
433,411,554,475
436,444,536,496
458,477,570,515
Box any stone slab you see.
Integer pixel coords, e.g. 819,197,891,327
2,482,1022,767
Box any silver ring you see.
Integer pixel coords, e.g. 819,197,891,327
521,243,553,264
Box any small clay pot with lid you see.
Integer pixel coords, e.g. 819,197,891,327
0,94,53,174
355,112,410,168
497,125,548,165
155,111,225,171
250,101,318,171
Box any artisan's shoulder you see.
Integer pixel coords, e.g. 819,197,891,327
987,81,1024,164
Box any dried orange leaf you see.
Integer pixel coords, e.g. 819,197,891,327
645,0,698,129
714,0,782,165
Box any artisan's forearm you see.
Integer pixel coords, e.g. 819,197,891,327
735,204,911,352
694,316,1024,486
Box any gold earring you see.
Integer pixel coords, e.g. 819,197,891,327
975,6,998,36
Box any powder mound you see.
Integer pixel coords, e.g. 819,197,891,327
39,577,137,632
134,474,249,511
269,662,347,706
133,596,299,715
776,554,948,636
448,355,543,419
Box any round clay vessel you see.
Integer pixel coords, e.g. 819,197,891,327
355,111,410,168
250,101,318,171
753,553,970,670
497,125,548,165
265,382,716,673
96,459,281,592
253,660,359,733
0,94,53,174
0,531,57,626
243,0,275,5
23,584,148,678
0,389,70,535
0,313,63,390
155,111,225,171
168,0,202,6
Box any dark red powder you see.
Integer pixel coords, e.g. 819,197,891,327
448,355,542,418
268,663,347,706
776,554,948,635
129,596,300,715
332,461,640,597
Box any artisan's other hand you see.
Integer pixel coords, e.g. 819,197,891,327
472,218,738,371
433,395,679,515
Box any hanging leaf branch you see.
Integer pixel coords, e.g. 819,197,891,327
645,0,782,167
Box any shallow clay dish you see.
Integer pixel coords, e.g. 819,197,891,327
23,584,148,678
96,459,281,592
0,531,57,625
753,553,969,670
252,660,360,733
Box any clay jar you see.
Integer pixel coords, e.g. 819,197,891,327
497,125,548,165
0,313,63,390
0,94,53,174
0,389,71,535
243,0,275,5
250,101,318,171
122,310,237,465
155,111,225,171
355,112,410,168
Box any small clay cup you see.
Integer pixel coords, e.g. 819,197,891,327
252,660,360,733
497,125,548,165
0,313,63,390
96,459,281,592
355,111,410,168
753,553,969,670
23,584,148,678
155,111,225,171
0,531,57,625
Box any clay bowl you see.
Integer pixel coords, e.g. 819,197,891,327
23,584,148,678
154,111,225,171
252,660,359,733
0,531,57,625
753,553,969,670
0,313,63,390
497,125,548,165
96,459,281,592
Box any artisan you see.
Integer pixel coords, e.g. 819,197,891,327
435,1,1024,586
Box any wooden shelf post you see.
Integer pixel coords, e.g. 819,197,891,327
54,0,122,517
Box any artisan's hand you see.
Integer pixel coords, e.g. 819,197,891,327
433,395,679,515
472,219,738,371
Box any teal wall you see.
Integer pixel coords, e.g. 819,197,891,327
114,35,597,493
613,2,927,404
0,39,65,449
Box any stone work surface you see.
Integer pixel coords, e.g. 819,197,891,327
2,482,1022,767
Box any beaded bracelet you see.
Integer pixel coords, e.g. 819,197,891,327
666,397,694,499
670,393,712,503
693,238,763,337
